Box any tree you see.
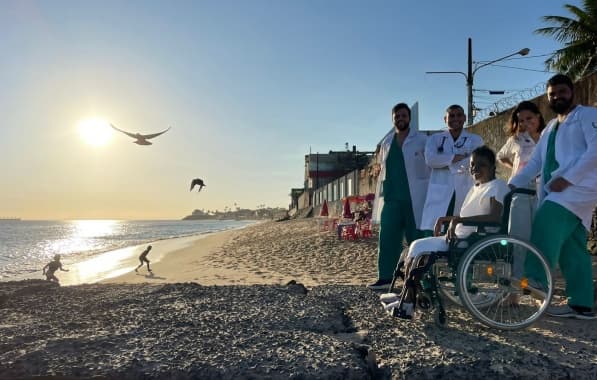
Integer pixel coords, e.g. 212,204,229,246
535,0,597,80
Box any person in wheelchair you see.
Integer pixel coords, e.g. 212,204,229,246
387,145,510,319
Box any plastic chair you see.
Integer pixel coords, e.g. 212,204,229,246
340,223,358,240
358,219,373,238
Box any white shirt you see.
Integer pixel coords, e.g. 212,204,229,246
455,178,510,237
497,132,537,182
420,129,484,230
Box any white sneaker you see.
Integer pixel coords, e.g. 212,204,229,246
379,292,400,304
394,302,414,320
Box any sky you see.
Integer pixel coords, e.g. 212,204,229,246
0,0,581,220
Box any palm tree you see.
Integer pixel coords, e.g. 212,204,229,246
535,0,597,80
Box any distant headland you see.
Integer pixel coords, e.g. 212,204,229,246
182,207,287,221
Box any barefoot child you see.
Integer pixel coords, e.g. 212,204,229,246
42,254,69,283
135,245,153,272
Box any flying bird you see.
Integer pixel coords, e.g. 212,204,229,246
190,178,206,192
110,124,171,145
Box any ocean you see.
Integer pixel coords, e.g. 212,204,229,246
0,219,256,281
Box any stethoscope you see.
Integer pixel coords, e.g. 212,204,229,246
437,136,467,153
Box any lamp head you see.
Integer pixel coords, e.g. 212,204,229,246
518,48,530,56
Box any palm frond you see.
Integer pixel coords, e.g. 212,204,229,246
536,1,597,79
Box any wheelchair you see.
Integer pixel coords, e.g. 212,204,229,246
383,189,554,330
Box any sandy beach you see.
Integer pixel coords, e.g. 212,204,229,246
86,218,378,287
2,218,597,379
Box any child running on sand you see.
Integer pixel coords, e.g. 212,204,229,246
135,245,153,273
42,254,69,283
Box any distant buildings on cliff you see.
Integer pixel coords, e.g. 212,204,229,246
183,207,287,221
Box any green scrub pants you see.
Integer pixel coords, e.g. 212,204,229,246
377,200,417,280
526,200,594,309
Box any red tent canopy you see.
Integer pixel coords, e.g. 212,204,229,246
319,200,329,217
342,198,353,218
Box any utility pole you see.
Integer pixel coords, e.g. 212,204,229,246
427,38,530,126
467,38,473,127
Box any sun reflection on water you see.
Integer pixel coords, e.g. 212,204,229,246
48,220,121,256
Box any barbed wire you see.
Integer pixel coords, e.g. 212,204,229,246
474,82,545,121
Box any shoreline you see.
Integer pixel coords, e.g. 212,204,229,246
55,222,262,286
99,228,269,286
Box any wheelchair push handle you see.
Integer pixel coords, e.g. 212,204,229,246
506,187,536,197
503,188,536,216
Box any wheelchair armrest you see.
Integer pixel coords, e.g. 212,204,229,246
459,221,501,233
459,221,501,227
439,220,500,234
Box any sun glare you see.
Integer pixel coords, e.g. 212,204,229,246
77,119,113,146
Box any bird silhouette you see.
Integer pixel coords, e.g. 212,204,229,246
110,124,171,145
190,178,206,192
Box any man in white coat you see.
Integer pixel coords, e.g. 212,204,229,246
420,104,484,235
369,103,430,290
510,74,597,319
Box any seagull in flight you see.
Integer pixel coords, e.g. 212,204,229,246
190,178,206,192
110,124,171,145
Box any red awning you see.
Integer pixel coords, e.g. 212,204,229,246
319,200,329,217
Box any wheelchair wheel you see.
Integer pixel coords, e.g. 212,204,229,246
435,259,499,308
456,235,553,330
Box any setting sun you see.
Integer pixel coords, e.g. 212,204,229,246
77,119,113,146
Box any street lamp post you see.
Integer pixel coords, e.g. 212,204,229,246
427,38,530,126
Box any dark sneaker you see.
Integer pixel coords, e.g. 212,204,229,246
546,304,597,320
367,279,392,290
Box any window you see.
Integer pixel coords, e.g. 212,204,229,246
333,183,337,201
340,181,345,198
347,178,353,196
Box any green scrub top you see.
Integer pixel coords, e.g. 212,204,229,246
382,135,412,202
543,123,560,186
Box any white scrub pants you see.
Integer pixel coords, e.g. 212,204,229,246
508,193,537,277
406,236,450,261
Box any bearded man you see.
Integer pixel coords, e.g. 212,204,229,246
510,74,597,319
369,103,430,290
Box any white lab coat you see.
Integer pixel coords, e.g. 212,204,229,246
510,105,597,230
420,129,484,231
372,128,430,228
